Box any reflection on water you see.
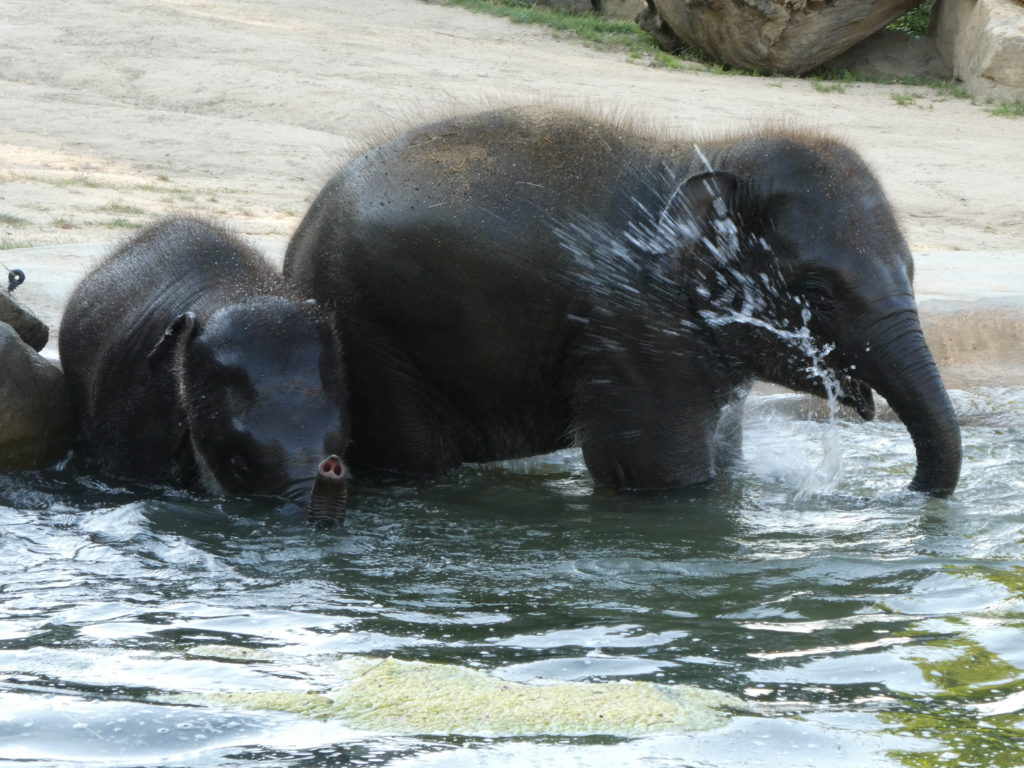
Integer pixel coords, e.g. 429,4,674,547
0,389,1022,767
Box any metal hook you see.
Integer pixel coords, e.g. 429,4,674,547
7,269,25,293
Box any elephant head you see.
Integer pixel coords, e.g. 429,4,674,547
683,134,962,497
150,296,351,520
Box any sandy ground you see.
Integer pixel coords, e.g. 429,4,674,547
1,0,1022,385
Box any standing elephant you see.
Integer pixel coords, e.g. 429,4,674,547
60,217,350,523
284,106,961,497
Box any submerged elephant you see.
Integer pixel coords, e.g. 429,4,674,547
60,217,350,523
284,106,961,497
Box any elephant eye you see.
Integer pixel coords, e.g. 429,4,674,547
798,274,835,305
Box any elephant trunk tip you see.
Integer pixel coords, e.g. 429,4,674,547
308,454,349,528
319,455,346,479
907,447,962,499
903,416,962,499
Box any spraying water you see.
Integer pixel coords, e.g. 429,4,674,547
555,155,850,497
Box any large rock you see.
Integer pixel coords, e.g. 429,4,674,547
0,322,74,470
828,29,951,80
601,0,645,19
643,0,922,75
931,0,1024,101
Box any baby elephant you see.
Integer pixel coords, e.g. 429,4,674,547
59,217,350,524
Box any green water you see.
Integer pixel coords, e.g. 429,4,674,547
1,389,1022,767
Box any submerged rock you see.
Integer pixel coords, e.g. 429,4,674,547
0,322,73,470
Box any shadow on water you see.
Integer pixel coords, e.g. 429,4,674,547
0,389,1022,766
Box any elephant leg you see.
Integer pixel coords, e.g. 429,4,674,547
572,374,722,491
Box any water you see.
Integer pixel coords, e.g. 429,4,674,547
1,387,1022,767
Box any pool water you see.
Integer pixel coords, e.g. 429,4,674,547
0,388,1022,767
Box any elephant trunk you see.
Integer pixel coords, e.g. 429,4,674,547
852,301,961,497
307,455,349,527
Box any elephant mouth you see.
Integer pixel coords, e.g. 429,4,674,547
837,374,875,421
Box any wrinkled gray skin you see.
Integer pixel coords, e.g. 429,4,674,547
60,217,350,520
284,106,961,496
308,455,348,528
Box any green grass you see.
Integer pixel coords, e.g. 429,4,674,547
67,174,103,189
0,237,34,250
0,213,29,227
52,216,76,229
810,66,975,105
932,80,971,100
812,78,849,94
891,91,919,106
105,218,141,230
447,0,649,52
989,100,1024,117
444,0,709,66
99,200,145,215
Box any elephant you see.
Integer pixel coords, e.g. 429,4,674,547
283,105,961,497
59,216,350,523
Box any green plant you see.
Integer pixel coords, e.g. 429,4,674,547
812,78,848,94
0,213,29,227
932,80,971,100
105,218,140,230
100,200,145,215
0,237,34,250
887,0,934,37
989,100,1024,117
891,91,919,106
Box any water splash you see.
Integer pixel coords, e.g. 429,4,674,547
554,168,847,496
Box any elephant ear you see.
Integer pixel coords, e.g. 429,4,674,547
147,311,197,366
660,171,740,231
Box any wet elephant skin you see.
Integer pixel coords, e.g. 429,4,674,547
59,216,350,518
284,106,961,496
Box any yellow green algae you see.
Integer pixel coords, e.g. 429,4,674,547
203,656,743,737
880,565,1024,768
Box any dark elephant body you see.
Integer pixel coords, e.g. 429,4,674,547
60,217,349,510
285,106,961,495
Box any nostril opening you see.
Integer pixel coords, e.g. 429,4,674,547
319,455,344,477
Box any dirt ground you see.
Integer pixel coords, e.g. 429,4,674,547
2,0,1023,257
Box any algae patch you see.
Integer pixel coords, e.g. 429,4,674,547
206,657,743,737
